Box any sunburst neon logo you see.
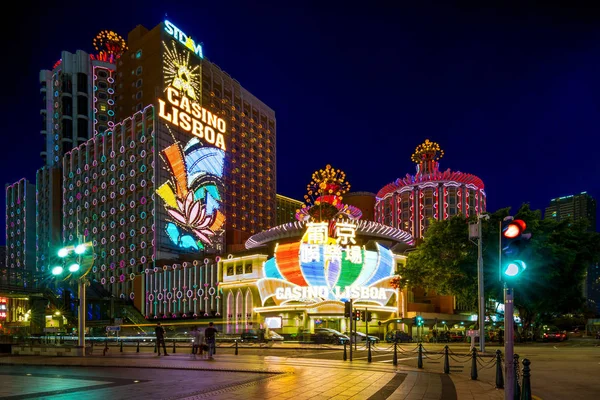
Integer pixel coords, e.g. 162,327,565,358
164,20,203,58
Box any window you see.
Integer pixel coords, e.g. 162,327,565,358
244,264,252,274
136,66,142,75
97,70,108,78
99,104,107,112
76,73,88,93
135,103,143,111
98,92,107,100
98,81,108,89
135,50,142,59
136,79,142,88
136,91,143,100
77,118,88,137
98,115,108,122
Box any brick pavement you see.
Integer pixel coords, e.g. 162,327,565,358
0,351,505,399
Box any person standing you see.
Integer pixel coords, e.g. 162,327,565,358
190,326,199,358
155,322,169,356
197,326,206,359
204,322,218,360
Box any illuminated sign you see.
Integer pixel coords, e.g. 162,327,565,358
158,87,227,150
0,298,6,320
164,20,203,58
275,286,387,300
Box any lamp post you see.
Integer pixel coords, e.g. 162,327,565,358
52,241,94,356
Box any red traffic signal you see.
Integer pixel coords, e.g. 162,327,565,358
502,219,526,239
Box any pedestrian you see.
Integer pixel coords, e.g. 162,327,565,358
197,326,206,359
155,322,169,356
190,326,199,358
204,322,218,359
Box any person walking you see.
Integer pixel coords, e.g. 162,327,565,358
204,322,218,360
155,322,169,356
197,326,206,359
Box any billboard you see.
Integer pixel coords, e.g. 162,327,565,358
155,24,227,259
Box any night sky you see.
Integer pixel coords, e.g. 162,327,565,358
2,1,600,244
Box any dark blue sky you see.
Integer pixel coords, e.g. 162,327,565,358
2,1,599,242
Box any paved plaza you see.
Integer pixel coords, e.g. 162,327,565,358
0,350,505,399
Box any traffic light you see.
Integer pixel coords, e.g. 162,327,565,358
361,310,366,322
501,217,532,281
411,316,417,325
355,310,361,321
366,311,372,322
417,316,423,326
344,301,352,318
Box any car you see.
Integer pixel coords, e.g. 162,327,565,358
385,330,412,343
240,329,261,342
267,331,284,341
542,328,567,342
312,328,350,345
448,330,465,342
343,331,379,344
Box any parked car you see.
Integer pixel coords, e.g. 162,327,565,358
343,331,379,344
542,327,567,342
312,328,350,345
385,330,411,343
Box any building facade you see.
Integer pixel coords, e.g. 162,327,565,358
116,20,276,251
544,191,597,231
343,192,376,222
544,191,599,314
276,194,303,225
375,139,486,239
4,179,36,288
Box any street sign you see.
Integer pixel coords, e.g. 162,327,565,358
106,326,121,332
466,330,480,337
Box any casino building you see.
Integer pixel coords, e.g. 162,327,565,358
217,165,416,335
4,19,277,321
58,20,275,311
375,139,486,239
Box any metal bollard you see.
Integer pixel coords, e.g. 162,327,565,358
120,339,123,353
136,340,140,353
343,341,347,361
235,339,238,355
521,358,532,400
514,354,521,400
173,339,176,354
417,343,423,369
367,339,372,363
495,350,504,389
470,347,478,380
103,339,109,356
393,341,398,366
443,345,450,374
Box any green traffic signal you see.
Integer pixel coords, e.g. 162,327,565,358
504,260,526,277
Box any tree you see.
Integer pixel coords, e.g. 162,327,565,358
398,204,600,334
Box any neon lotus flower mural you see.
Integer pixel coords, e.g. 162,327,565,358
157,137,225,251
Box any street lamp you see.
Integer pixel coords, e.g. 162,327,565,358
51,240,94,356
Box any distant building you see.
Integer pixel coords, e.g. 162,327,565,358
343,192,376,222
544,191,596,231
545,191,598,315
276,194,303,225
375,139,486,239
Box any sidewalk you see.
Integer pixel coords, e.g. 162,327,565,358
0,351,505,399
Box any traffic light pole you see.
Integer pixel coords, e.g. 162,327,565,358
504,285,514,400
349,299,353,361
477,215,486,353
77,278,86,353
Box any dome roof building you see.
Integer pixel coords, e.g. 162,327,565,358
375,139,486,239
